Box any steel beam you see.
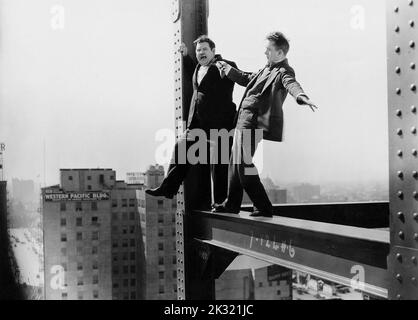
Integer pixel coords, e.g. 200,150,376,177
386,0,418,300
189,210,390,298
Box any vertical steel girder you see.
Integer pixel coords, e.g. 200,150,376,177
387,0,418,300
172,0,212,300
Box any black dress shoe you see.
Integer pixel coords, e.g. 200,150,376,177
250,210,273,218
211,204,239,214
145,187,175,199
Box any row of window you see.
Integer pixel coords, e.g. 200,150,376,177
112,225,136,234
112,212,137,221
159,284,178,295
159,270,177,279
112,199,136,208
158,228,176,237
67,174,114,181
112,239,136,248
112,265,137,275
258,281,282,288
158,256,177,265
112,252,136,262
113,279,136,288
61,246,98,256
61,231,99,242
61,202,98,212
60,261,98,271
138,199,177,209
62,290,99,300
113,291,137,300
61,216,99,227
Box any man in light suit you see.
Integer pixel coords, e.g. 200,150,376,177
213,31,317,217
146,36,237,204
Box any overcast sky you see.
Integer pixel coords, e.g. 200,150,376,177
0,0,388,188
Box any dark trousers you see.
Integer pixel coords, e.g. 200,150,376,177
160,129,232,204
224,109,273,214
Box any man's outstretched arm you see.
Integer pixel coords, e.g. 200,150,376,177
215,61,256,88
280,67,318,112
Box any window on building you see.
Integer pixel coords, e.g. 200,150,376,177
112,226,118,233
130,239,136,247
159,271,164,280
129,199,135,207
113,266,119,275
91,202,98,211
158,214,164,224
129,212,135,220
173,284,178,293
92,231,99,241
93,275,99,285
130,292,136,300
60,202,66,212
92,216,99,225
62,293,68,300
99,175,104,184
110,175,115,180
259,282,263,288
78,292,83,300
61,233,67,242
61,247,67,256
76,217,82,227
277,290,281,296
159,286,165,294
172,214,176,223
123,279,129,287
62,263,67,271
93,290,99,299
87,176,92,181
112,212,118,220
77,262,83,271
173,242,176,250
112,241,118,248
158,200,164,208
92,246,98,255
69,176,73,181
60,218,66,227
172,200,177,209
269,281,273,287
122,227,128,235
122,252,128,261
130,252,136,260
122,199,127,207
122,212,128,220
123,292,129,300
158,257,164,265
112,199,118,208
172,228,176,236
122,239,128,248
76,232,83,241
158,243,164,251
92,261,98,270
158,228,164,237
172,256,177,265
173,270,177,279
123,266,129,274
76,202,82,212
77,246,83,255
87,185,92,191
130,265,136,273
130,279,136,287
130,226,135,234
113,283,119,289
112,254,118,262
77,277,83,286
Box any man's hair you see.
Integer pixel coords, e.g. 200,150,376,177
193,35,216,50
266,32,290,55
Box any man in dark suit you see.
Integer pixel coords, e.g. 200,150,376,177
213,31,317,217
146,36,237,204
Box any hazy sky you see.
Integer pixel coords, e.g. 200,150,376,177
0,0,388,188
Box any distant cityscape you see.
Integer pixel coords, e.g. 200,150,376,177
2,165,389,300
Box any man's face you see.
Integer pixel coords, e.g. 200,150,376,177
264,40,283,65
196,42,216,66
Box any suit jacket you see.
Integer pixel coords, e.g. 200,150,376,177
226,58,306,142
185,55,237,131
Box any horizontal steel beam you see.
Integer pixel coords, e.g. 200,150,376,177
241,201,389,228
189,210,390,298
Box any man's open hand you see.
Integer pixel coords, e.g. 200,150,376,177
298,95,318,112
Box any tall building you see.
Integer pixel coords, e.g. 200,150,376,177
242,177,287,205
291,184,321,203
42,169,143,300
254,265,293,300
137,165,178,300
215,269,254,300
